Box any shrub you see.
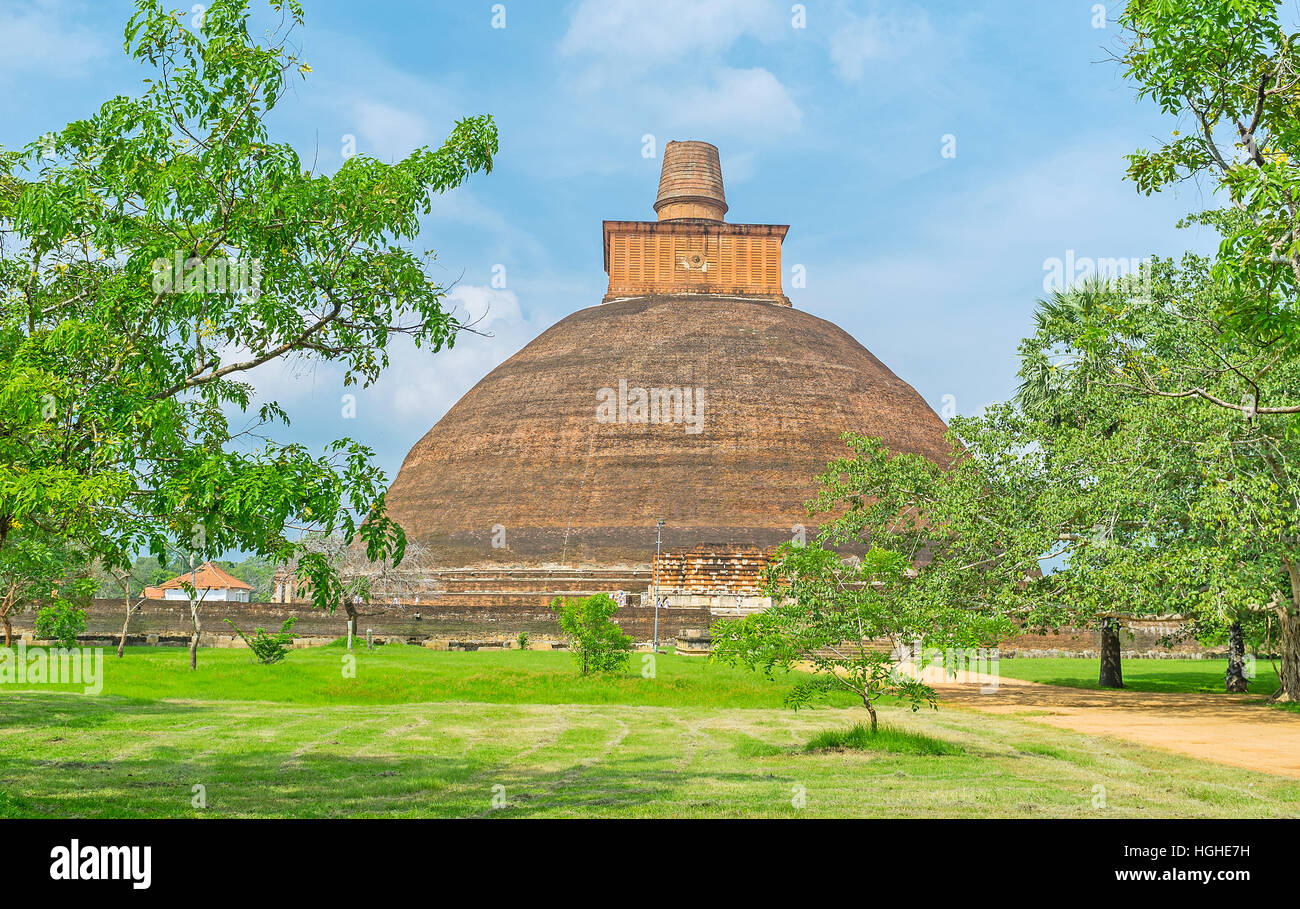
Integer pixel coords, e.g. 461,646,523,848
223,617,297,665
517,631,531,651
34,601,86,648
806,723,962,755
550,594,632,675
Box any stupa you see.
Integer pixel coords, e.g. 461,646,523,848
383,141,951,573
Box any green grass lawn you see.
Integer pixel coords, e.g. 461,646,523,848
1,646,1297,818
0,643,865,708
994,656,1284,697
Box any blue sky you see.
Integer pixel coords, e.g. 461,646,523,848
1,0,1222,483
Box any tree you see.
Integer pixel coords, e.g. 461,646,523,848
105,563,147,659
92,553,171,657
280,532,431,648
1116,1,1300,695
1018,260,1300,698
0,529,93,646
173,553,211,670
550,594,632,676
712,544,945,732
0,0,497,666
93,554,170,598
1121,0,1300,348
714,420,1084,730
34,601,88,649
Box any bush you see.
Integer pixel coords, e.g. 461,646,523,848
550,594,632,675
517,631,530,651
34,601,86,648
223,617,297,665
806,723,962,755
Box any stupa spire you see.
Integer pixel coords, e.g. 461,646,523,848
602,140,790,305
654,140,728,222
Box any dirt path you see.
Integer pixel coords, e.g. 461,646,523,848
927,670,1300,778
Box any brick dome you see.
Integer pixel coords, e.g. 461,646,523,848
383,294,952,567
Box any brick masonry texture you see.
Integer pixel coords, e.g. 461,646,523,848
9,598,712,647
653,545,771,596
383,294,954,568
603,221,789,302
8,600,1221,656
653,140,728,221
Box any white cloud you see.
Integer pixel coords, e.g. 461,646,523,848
721,150,758,185
811,139,1186,310
794,137,1214,417
0,1,106,79
527,0,802,184
828,9,938,83
664,67,802,136
424,188,511,234
354,101,433,162
367,285,548,425
560,0,783,70
228,285,553,456
296,26,464,166
445,284,523,332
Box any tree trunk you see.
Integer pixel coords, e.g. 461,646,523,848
189,603,201,671
1,583,14,647
1225,621,1249,693
116,613,130,659
115,573,135,658
1099,618,1124,689
864,699,878,734
345,602,358,650
116,597,138,659
1276,559,1300,703
1276,606,1300,703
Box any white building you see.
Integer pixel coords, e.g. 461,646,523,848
143,562,255,602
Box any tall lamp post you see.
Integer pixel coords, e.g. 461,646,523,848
653,519,665,653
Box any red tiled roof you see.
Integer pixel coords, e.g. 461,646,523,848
151,561,254,591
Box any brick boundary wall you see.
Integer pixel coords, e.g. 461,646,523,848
4,599,1230,658
6,598,714,650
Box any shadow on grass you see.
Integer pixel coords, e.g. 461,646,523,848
0,691,210,731
0,743,816,819
995,659,1282,697
0,692,818,819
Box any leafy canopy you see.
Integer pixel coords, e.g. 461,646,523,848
0,0,498,608
1122,0,1300,348
1017,258,1300,695
550,594,633,676
712,422,1075,730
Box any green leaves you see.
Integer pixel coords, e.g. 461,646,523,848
33,600,88,648
222,616,297,664
1014,256,1300,670
1119,0,1300,335
712,437,1026,716
0,529,95,642
0,0,497,611
550,594,633,676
